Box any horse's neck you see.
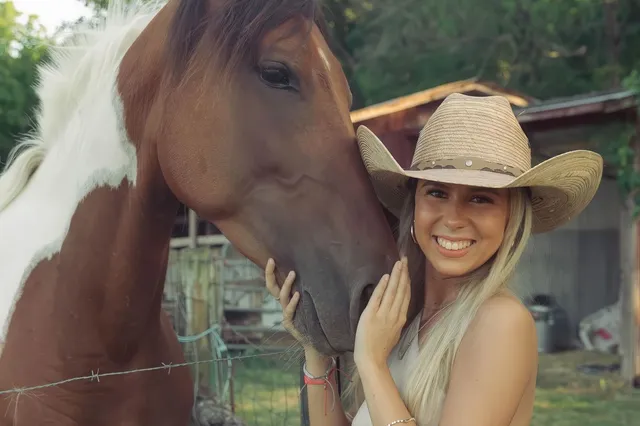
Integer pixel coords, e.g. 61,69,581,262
0,138,177,358
49,178,178,355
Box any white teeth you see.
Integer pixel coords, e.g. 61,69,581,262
436,237,473,251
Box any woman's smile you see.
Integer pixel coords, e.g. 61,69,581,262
432,236,476,258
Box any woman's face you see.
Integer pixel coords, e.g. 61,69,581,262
413,180,511,278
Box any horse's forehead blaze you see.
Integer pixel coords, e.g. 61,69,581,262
308,27,353,113
317,46,331,72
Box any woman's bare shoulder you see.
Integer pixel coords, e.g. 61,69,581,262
438,293,538,426
473,292,536,333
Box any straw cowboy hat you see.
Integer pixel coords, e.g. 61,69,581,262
356,93,603,233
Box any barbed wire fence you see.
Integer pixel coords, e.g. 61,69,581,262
0,317,306,426
0,244,312,426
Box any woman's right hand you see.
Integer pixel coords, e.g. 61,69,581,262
264,258,309,349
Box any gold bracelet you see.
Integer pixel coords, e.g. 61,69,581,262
386,417,416,426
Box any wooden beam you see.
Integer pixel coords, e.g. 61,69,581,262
621,113,640,387
633,114,640,387
170,234,228,249
621,201,640,386
188,209,198,248
634,222,640,386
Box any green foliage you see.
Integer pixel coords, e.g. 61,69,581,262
604,70,640,216
343,0,640,105
0,1,49,166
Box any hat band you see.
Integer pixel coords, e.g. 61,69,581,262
410,157,524,177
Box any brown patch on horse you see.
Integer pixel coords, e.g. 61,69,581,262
0,177,193,424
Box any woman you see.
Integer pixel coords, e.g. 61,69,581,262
265,93,603,426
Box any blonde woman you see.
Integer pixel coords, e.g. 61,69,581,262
265,93,603,426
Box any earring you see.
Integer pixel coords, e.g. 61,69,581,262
410,222,417,244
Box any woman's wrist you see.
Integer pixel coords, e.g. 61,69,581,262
303,346,334,377
355,355,388,376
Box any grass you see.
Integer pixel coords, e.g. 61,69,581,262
532,350,640,426
228,349,640,426
231,352,302,426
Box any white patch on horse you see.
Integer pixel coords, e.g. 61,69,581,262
318,47,331,71
0,0,164,355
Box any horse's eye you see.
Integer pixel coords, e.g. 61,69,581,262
259,63,295,90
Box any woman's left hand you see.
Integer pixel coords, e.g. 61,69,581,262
354,257,411,371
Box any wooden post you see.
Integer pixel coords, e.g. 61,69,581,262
188,209,197,249
300,361,310,426
633,114,640,386
621,113,640,387
633,224,640,387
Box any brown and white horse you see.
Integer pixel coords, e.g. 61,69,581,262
0,0,398,424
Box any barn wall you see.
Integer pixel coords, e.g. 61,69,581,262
512,178,622,333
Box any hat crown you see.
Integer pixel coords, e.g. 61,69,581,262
412,93,531,173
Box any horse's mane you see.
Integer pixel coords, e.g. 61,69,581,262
0,0,164,212
0,0,328,213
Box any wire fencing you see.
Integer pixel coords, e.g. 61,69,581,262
228,348,303,426
165,243,308,426
177,326,305,426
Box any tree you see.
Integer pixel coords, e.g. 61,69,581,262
347,0,640,105
0,1,49,166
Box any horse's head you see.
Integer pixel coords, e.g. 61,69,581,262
117,0,398,355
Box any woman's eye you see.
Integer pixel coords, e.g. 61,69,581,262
471,195,493,204
427,190,446,198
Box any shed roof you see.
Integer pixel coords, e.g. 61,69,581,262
514,89,637,123
350,78,535,123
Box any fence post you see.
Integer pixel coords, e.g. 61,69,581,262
299,356,344,425
300,361,310,426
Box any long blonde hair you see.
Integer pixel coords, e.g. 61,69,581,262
342,179,533,425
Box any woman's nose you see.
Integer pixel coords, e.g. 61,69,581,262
443,201,467,230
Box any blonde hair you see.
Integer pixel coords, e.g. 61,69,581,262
342,179,533,425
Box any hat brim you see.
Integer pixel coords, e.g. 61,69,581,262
357,125,603,234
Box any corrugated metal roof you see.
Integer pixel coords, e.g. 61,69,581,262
515,89,635,112
513,89,636,121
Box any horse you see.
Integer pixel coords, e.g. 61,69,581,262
0,0,400,424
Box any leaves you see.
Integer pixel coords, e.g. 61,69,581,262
0,1,49,166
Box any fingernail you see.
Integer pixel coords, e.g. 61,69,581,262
288,271,295,278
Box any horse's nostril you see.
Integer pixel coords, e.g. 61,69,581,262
359,284,375,317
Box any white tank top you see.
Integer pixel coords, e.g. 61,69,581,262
350,313,431,426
